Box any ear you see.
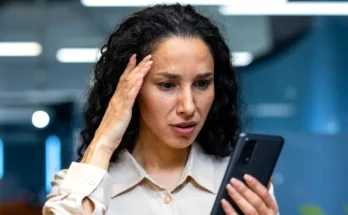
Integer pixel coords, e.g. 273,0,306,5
267,177,273,190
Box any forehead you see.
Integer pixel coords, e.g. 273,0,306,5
150,36,214,75
153,36,212,59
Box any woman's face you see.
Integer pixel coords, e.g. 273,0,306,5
137,36,215,149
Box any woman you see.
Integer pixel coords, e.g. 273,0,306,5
43,4,280,215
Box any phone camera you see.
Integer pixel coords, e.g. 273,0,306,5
237,140,256,164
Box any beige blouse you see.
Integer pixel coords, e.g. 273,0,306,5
43,143,279,215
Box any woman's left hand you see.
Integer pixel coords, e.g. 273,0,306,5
221,174,279,215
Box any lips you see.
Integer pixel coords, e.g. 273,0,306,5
170,121,197,135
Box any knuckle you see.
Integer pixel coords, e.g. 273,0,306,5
110,92,122,104
119,78,131,87
260,189,269,199
233,195,242,202
252,198,263,209
137,73,144,79
136,62,143,69
118,77,126,85
109,97,118,107
239,183,247,191
228,190,238,199
139,60,147,68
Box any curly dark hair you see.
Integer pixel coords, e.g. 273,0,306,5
77,3,242,162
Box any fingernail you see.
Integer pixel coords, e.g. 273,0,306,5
230,178,242,188
131,54,136,60
221,199,228,205
144,61,153,68
244,174,253,183
226,184,236,194
145,55,152,60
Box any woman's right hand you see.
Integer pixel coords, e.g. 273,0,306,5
93,54,153,152
81,54,153,169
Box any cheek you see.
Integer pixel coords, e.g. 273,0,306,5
138,86,174,121
197,90,215,116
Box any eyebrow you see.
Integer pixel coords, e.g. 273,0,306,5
156,72,213,79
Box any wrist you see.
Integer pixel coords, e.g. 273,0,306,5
91,138,115,156
80,139,114,170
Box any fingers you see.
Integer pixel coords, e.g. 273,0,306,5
120,54,152,82
121,55,152,106
226,183,259,215
244,175,279,213
225,175,279,215
122,54,137,76
126,62,151,102
135,55,153,73
116,54,152,93
137,56,153,78
128,54,152,78
92,54,153,153
230,178,268,214
221,199,238,215
126,57,152,97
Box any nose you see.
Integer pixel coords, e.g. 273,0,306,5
177,87,195,117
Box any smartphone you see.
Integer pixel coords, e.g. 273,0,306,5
210,132,284,215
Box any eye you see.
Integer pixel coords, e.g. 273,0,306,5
162,82,174,88
157,82,176,91
194,80,211,89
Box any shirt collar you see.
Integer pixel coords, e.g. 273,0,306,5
109,150,148,197
109,142,216,197
186,143,216,194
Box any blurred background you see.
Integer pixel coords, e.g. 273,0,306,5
0,0,347,214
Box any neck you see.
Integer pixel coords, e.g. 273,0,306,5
132,127,190,174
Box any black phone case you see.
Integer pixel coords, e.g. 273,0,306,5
210,133,284,215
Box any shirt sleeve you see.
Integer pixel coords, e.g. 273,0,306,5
269,183,280,215
42,162,114,215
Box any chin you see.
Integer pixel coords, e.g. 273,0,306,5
164,136,197,149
